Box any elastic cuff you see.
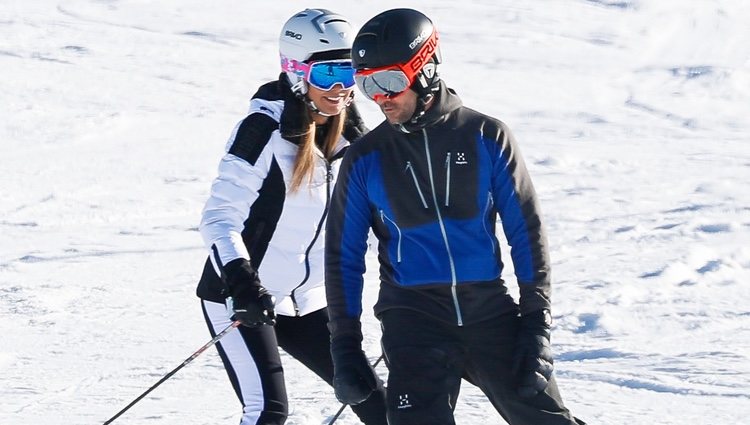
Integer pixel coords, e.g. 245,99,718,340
328,317,363,342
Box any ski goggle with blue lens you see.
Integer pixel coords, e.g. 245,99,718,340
281,57,356,91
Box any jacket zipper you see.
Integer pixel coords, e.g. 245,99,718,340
405,161,429,209
483,192,496,254
422,130,464,326
290,161,334,315
379,210,402,262
444,152,451,207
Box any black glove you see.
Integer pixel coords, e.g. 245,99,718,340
512,309,554,399
223,258,276,327
279,77,312,140
330,336,379,405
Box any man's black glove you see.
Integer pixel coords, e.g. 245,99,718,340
223,258,276,327
512,309,554,399
330,336,379,405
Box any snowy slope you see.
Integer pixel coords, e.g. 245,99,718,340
1,1,749,424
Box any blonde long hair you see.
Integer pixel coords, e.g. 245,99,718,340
288,109,347,192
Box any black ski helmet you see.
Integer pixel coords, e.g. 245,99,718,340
352,8,442,100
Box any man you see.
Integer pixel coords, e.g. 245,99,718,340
325,8,584,425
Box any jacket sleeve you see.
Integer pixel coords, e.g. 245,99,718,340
486,121,551,315
325,146,372,340
200,112,278,270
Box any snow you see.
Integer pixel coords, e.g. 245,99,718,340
1,0,749,424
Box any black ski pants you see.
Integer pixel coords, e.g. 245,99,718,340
202,300,387,425
380,308,582,425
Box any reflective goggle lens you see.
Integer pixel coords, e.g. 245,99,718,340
306,60,356,91
354,69,411,100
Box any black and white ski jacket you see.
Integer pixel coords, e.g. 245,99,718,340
326,82,551,338
196,78,367,316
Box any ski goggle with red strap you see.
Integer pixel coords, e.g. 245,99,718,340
354,29,439,101
281,57,356,91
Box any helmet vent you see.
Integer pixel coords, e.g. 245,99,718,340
314,17,347,33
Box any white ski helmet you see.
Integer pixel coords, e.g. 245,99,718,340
279,9,354,95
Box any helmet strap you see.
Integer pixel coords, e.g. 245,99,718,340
395,91,434,133
406,57,440,120
411,92,434,121
413,57,440,93
290,79,307,96
396,64,440,133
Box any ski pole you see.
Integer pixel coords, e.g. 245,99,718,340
102,320,241,424
327,354,385,425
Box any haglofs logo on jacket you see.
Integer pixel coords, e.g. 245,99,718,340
397,393,412,409
455,152,468,165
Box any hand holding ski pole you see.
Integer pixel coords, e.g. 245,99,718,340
328,354,385,425
223,258,276,327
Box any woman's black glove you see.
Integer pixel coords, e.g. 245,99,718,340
512,309,554,398
223,258,276,327
279,77,311,140
330,336,379,405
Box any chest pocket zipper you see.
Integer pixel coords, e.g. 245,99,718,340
405,161,429,209
445,152,451,207
483,192,496,253
380,210,402,262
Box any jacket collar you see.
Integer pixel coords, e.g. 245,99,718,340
398,81,463,133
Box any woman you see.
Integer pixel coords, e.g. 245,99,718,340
196,9,387,425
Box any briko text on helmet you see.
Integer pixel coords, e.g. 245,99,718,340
407,31,438,73
409,28,431,50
